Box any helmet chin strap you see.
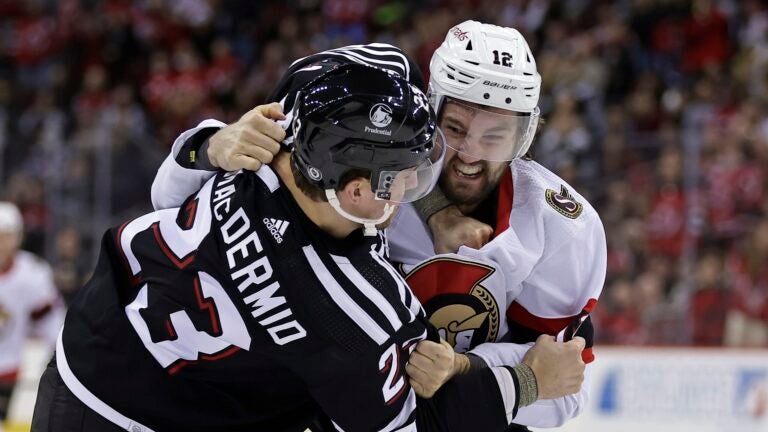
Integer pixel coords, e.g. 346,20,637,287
325,189,396,236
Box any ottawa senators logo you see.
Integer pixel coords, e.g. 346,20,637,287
405,258,499,352
545,185,583,219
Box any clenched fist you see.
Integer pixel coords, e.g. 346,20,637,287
523,335,586,400
428,206,493,253
208,102,286,172
406,339,470,398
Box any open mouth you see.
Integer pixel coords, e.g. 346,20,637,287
452,162,483,179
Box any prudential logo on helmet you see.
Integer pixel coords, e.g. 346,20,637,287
365,103,393,136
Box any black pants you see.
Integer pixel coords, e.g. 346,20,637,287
31,356,124,432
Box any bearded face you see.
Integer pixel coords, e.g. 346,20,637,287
437,101,521,210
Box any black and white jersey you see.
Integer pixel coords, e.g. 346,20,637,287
59,166,517,431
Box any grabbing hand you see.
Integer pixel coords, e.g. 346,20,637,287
522,335,586,400
429,206,493,254
406,340,469,398
208,103,286,172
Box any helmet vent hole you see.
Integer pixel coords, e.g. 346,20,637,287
483,93,490,100
523,72,533,76
505,97,512,104
464,60,480,66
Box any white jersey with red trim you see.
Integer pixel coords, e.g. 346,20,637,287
387,158,606,427
389,158,606,353
0,251,63,378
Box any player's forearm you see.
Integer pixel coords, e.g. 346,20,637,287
513,364,591,427
151,120,224,210
412,186,453,223
414,357,536,431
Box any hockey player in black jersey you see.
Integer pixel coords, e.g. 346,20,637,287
32,61,584,432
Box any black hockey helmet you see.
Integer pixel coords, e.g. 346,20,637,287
291,63,443,204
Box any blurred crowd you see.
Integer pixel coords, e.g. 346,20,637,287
0,0,766,347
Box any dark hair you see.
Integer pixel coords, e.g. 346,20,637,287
291,153,370,202
522,116,546,161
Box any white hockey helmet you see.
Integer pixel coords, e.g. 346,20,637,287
429,21,541,160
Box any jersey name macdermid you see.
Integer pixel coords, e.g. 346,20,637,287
213,172,307,345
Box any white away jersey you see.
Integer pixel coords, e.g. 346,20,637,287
387,159,606,428
389,158,606,356
0,251,63,377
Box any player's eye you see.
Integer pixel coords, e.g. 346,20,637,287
446,125,466,137
481,136,504,147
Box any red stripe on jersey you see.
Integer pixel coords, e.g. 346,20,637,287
201,345,241,361
152,222,195,269
493,170,514,237
582,298,597,314
507,301,574,335
183,199,199,230
30,302,52,320
507,299,598,364
193,276,222,336
165,319,177,339
582,347,594,363
0,369,18,384
167,346,241,375
167,360,189,375
115,221,143,286
506,299,598,334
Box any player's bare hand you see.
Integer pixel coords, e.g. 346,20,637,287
523,335,586,400
428,206,493,254
208,102,286,172
406,340,469,398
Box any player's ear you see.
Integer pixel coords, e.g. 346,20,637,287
339,177,370,204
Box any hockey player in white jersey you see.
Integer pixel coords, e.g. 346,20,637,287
392,23,606,428
0,202,64,424
150,29,605,429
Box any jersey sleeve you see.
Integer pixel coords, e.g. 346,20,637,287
513,366,592,428
151,119,225,210
274,332,523,432
464,210,605,427
505,210,605,363
467,341,591,428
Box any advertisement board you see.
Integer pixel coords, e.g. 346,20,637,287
534,347,768,432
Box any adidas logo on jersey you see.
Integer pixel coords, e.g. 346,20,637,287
262,218,289,243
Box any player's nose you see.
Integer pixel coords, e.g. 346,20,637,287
457,151,482,164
